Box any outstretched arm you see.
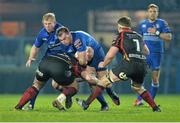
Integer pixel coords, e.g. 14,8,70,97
159,33,172,42
102,46,119,67
26,45,39,67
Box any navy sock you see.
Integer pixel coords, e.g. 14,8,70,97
29,91,39,109
106,87,113,95
150,82,159,99
96,94,107,106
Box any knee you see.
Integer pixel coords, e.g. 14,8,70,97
51,80,58,89
32,79,45,90
152,78,159,83
51,80,63,91
131,82,146,95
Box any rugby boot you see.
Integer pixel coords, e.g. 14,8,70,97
52,100,66,111
76,98,89,110
153,105,161,112
65,95,73,109
133,99,144,106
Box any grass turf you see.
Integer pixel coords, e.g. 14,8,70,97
0,94,180,122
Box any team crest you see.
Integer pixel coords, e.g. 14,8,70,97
142,24,146,28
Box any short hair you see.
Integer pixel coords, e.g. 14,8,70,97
42,13,56,23
56,26,70,37
117,16,131,27
147,4,159,11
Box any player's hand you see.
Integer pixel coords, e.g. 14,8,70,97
98,62,105,68
97,75,112,88
26,58,35,67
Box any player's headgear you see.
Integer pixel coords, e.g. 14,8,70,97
56,26,70,37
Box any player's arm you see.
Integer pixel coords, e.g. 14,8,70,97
26,45,40,67
143,44,150,55
159,33,172,42
159,20,172,42
76,51,87,66
102,46,119,67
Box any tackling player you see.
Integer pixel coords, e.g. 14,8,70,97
76,16,161,112
54,27,120,109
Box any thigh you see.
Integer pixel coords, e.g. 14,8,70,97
112,60,129,81
131,62,147,84
63,80,78,90
36,57,51,82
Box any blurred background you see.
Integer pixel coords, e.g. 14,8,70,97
0,0,180,94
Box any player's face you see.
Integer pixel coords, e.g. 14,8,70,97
43,19,56,33
147,7,158,21
58,32,72,46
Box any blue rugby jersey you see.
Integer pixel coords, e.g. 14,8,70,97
33,23,63,55
65,31,105,70
139,19,171,53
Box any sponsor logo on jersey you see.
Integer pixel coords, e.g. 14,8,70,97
74,39,82,49
42,38,48,41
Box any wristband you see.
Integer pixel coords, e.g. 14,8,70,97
155,31,160,36
29,58,36,61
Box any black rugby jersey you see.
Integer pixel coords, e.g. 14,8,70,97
112,28,146,61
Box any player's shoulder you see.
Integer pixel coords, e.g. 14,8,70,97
37,28,47,38
132,31,142,38
72,31,91,38
156,18,168,24
73,31,88,35
55,23,63,30
139,19,148,25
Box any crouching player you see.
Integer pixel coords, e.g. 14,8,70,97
76,16,161,112
53,27,120,111
15,53,86,110
52,47,118,111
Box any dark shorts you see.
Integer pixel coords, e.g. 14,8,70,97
112,59,147,84
36,54,75,86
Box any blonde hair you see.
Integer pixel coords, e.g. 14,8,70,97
42,13,56,23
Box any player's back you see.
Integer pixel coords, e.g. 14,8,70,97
71,31,100,51
114,30,145,61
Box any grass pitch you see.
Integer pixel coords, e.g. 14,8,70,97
0,94,180,122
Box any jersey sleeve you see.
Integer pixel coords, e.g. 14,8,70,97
138,21,143,35
33,34,44,48
161,20,171,33
112,33,121,49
